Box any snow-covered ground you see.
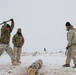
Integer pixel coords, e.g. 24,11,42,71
0,51,76,75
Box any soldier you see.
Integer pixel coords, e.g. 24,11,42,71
0,18,18,65
12,28,24,63
63,22,76,68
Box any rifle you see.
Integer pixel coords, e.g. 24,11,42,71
0,20,11,25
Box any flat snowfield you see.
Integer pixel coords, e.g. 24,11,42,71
0,51,76,75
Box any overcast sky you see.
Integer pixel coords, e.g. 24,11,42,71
0,0,76,52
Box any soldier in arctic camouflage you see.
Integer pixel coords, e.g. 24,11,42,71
0,19,14,44
12,28,24,63
0,18,18,65
63,22,76,68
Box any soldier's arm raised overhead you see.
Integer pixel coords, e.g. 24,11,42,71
10,18,14,32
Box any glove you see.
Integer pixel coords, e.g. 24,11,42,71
10,18,14,21
66,46,69,50
66,45,71,50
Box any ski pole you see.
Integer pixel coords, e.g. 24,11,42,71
0,20,11,25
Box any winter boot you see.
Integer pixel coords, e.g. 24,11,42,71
17,60,21,63
62,64,70,67
72,64,76,68
12,61,19,65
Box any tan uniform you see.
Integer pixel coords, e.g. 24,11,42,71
13,46,22,62
0,44,15,61
66,28,76,64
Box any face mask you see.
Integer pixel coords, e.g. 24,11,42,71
17,32,21,35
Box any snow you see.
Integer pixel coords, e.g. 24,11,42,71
0,51,76,75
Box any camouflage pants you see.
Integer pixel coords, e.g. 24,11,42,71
13,46,22,61
0,44,15,62
66,44,76,64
